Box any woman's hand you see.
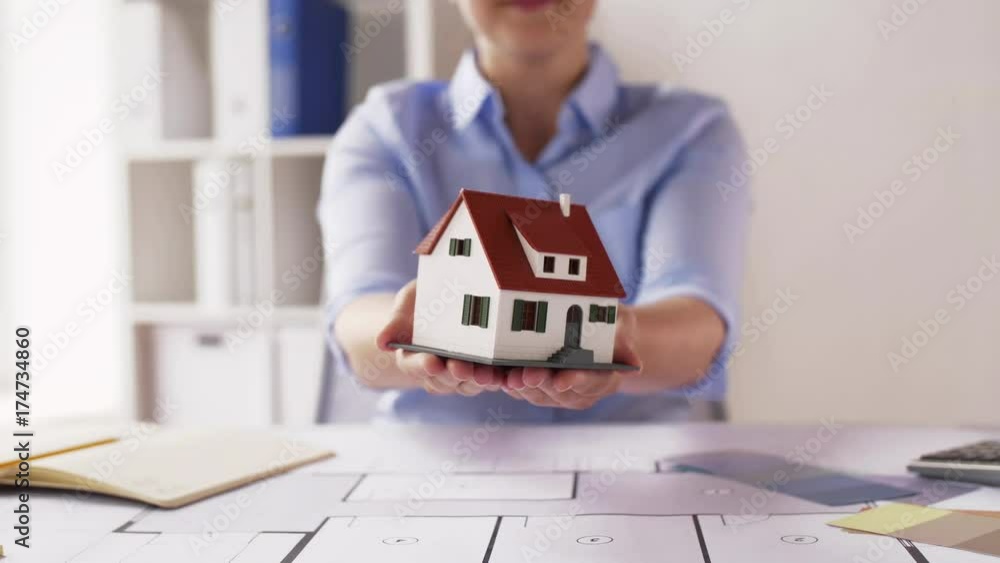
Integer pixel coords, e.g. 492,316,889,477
376,280,506,396
501,305,641,409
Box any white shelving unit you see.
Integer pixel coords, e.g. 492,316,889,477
121,0,471,425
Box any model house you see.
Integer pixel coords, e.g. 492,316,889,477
403,188,630,369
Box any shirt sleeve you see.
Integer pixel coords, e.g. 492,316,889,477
316,97,423,379
634,108,751,401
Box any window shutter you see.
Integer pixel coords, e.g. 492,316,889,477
462,295,472,325
479,296,490,328
464,238,472,256
589,304,599,321
607,306,617,324
535,301,548,332
449,239,457,256
511,299,524,331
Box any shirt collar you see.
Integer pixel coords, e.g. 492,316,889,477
447,50,498,131
447,44,620,134
567,44,620,133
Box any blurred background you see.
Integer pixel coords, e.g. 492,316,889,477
1,0,997,428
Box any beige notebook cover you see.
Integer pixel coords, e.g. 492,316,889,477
1,424,121,468
1,428,333,508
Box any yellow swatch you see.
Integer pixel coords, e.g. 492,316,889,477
830,503,950,535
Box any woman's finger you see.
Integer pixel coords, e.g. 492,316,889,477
552,370,617,396
397,349,446,377
454,380,485,396
514,386,562,407
376,280,418,351
521,367,553,389
473,363,504,386
446,359,476,382
505,368,526,390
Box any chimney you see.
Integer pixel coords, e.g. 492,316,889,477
559,193,571,218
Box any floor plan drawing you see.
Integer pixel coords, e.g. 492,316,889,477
3,466,991,563
2,425,995,562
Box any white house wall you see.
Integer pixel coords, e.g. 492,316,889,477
493,290,618,364
412,202,500,358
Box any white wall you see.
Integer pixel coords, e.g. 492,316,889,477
0,2,13,395
495,291,617,363
7,0,129,419
413,202,499,358
592,0,1000,425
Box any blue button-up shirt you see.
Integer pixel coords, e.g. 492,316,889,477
318,45,750,423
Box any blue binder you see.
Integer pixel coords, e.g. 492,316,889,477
269,0,349,136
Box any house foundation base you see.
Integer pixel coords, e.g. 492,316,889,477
387,343,639,372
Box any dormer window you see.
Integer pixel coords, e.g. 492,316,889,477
543,256,555,273
511,222,587,281
568,258,580,276
449,238,472,256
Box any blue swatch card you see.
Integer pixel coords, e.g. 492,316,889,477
665,450,918,506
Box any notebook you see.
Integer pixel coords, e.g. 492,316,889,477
1,427,333,508
1,424,120,468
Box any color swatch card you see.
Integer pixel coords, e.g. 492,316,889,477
829,503,1000,558
663,450,918,506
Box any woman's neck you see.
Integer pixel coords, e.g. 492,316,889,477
476,42,590,162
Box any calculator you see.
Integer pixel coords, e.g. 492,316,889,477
907,440,1000,487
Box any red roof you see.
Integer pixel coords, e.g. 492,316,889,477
415,189,625,298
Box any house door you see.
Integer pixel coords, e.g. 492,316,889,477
564,305,582,348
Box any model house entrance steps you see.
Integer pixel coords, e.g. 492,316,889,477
547,346,595,365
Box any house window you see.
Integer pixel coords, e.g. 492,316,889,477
542,256,555,273
449,238,472,256
589,304,617,324
462,295,490,328
568,258,580,275
511,299,548,332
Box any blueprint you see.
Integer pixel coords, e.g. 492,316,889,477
0,427,994,562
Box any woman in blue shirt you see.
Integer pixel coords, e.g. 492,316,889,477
319,0,750,423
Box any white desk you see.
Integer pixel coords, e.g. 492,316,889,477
2,423,998,562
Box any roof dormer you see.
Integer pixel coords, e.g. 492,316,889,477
514,228,589,281
509,194,588,282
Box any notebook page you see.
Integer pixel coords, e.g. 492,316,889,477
27,428,333,508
